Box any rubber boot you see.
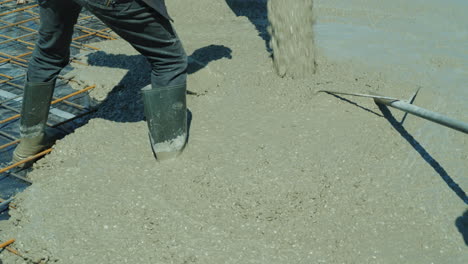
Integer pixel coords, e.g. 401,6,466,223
141,83,187,160
12,81,56,166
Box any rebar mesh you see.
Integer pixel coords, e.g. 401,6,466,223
0,2,117,206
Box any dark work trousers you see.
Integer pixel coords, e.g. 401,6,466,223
28,0,187,89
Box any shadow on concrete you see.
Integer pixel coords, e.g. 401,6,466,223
377,104,468,205
225,0,271,52
83,44,232,123
188,44,232,74
327,93,383,117
455,210,468,246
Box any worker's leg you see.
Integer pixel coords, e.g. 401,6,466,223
12,0,82,164
28,0,82,83
82,0,188,160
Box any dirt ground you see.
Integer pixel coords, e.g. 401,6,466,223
1,0,467,263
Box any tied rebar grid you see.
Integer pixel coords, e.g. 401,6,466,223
0,1,117,179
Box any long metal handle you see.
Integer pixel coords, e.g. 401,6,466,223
374,97,468,134
318,90,468,134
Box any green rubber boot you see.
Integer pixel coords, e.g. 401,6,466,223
12,128,59,165
141,83,187,160
12,81,56,166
